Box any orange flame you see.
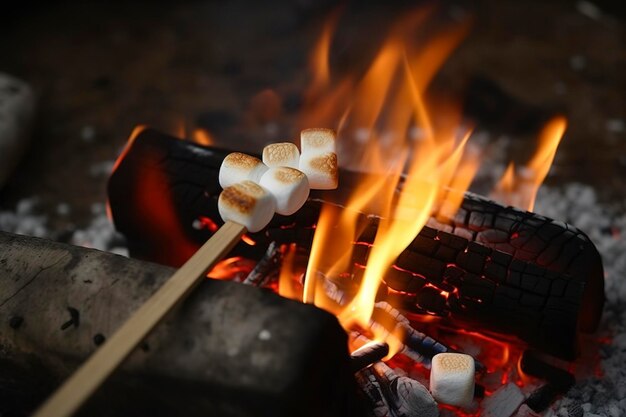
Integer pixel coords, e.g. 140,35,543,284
278,244,301,300
493,116,567,211
192,128,214,146
299,9,479,353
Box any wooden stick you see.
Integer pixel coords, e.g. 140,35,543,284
32,221,246,417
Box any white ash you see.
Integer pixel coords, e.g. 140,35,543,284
0,197,48,238
0,198,127,256
72,203,128,256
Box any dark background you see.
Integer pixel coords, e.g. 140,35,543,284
0,0,624,232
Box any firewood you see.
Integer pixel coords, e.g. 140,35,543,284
243,241,282,286
350,341,390,373
0,231,361,417
33,221,249,417
355,361,438,417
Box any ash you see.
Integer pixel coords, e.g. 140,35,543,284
0,199,128,257
1,182,625,416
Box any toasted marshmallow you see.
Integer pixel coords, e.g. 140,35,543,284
259,167,309,215
299,151,338,190
429,353,475,407
219,152,268,188
218,181,275,233
301,128,336,154
262,142,300,169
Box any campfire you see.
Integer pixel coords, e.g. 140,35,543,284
0,4,613,417
106,9,604,417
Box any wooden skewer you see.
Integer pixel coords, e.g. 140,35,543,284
32,221,246,417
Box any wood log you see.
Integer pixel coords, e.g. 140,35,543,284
355,362,439,417
107,129,604,360
0,231,362,417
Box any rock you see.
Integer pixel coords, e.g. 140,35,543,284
0,73,35,188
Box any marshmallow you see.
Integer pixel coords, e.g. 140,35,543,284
300,128,337,154
298,151,338,190
259,167,310,215
262,142,300,169
219,152,268,188
218,181,276,233
429,353,475,407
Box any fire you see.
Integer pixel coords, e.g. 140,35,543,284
493,116,567,211
278,244,301,300
192,128,214,146
300,9,479,352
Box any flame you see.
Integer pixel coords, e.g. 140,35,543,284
110,125,147,176
207,256,254,279
192,128,214,146
278,244,301,300
299,9,479,352
493,116,567,211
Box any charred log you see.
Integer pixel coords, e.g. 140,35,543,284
0,231,361,417
107,129,604,360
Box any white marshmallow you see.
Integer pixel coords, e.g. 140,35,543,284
429,353,475,407
259,167,310,216
219,152,268,188
300,128,337,154
262,142,300,169
218,181,276,233
298,151,338,190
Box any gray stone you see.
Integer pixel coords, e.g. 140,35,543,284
0,73,35,188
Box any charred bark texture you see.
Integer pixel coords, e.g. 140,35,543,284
108,129,604,360
0,231,361,417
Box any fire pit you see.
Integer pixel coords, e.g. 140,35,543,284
1,2,624,417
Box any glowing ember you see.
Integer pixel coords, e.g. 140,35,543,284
207,256,255,280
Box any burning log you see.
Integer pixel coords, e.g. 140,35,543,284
350,341,390,373
355,362,438,417
108,129,604,360
0,231,362,417
243,241,282,286
369,302,480,368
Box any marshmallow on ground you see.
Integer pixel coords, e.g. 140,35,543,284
299,151,338,190
262,142,300,169
218,181,275,233
429,353,475,407
259,167,309,215
219,152,268,188
300,128,336,154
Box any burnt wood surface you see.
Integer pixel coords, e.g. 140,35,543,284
108,129,605,360
0,231,361,417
